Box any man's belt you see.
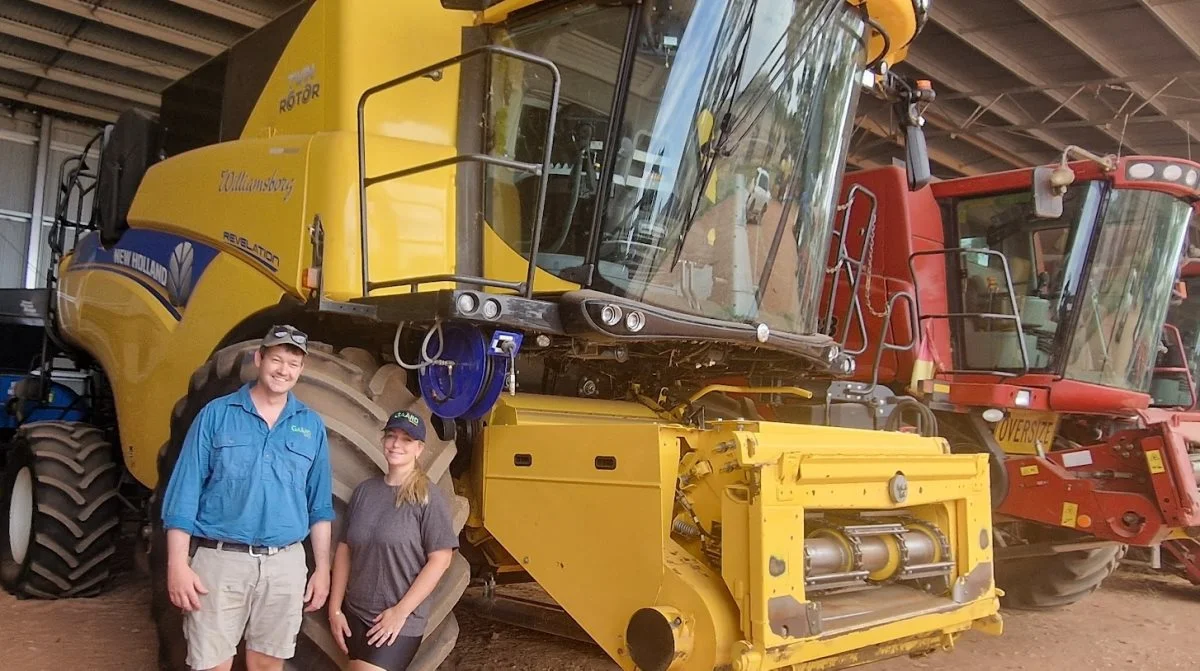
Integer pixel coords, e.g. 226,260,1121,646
194,537,295,557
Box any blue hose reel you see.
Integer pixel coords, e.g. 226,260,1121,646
418,323,523,420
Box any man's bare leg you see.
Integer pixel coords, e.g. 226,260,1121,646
245,649,286,671
201,659,234,671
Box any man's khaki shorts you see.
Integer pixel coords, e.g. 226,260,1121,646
183,543,307,670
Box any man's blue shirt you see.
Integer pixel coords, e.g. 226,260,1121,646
161,383,335,546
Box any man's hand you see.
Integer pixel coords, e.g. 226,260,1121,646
366,605,410,648
304,566,330,612
167,562,208,612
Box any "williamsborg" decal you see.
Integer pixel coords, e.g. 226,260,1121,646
218,170,296,202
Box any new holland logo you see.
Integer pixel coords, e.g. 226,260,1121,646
167,242,195,307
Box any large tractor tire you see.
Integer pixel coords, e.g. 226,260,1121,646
0,422,121,598
995,543,1127,610
150,341,470,671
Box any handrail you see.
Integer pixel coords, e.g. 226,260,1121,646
908,247,1031,377
356,45,562,299
1151,323,1198,410
823,184,879,356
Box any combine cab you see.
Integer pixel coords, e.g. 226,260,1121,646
832,151,1199,607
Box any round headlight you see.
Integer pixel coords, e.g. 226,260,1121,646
482,299,501,320
456,293,479,314
1129,162,1154,179
600,304,623,326
625,310,646,332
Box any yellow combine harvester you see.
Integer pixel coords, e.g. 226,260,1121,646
0,1,1001,669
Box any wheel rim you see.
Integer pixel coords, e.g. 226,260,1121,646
8,466,33,565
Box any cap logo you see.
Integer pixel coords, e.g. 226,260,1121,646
390,410,419,426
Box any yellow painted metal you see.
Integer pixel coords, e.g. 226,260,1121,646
56,249,286,486
480,0,543,24
482,226,581,294
480,396,1001,670
992,409,1060,455
845,0,922,66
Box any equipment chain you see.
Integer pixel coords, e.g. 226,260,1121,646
826,198,889,319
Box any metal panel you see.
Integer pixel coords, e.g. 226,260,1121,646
0,217,29,287
0,139,35,212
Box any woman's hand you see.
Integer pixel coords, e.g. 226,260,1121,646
366,605,410,648
329,610,352,654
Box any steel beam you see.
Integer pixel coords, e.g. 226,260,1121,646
30,0,228,56
922,108,1039,169
0,16,189,80
938,70,1200,102
169,0,270,28
0,84,119,123
0,52,160,107
925,110,1200,137
1140,0,1200,64
930,2,1148,155
905,50,1068,160
24,115,51,288
1016,0,1200,156
856,114,987,176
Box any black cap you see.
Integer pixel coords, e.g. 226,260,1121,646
261,324,308,354
384,409,426,441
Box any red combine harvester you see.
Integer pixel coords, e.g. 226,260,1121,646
826,149,1200,607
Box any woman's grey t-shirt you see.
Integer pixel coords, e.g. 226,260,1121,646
342,476,459,636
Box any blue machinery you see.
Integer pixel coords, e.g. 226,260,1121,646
399,322,525,420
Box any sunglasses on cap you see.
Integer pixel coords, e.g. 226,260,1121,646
262,324,309,352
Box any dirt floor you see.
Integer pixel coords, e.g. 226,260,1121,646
2,566,1199,671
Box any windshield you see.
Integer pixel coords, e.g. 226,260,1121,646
485,0,867,334
950,185,1192,389
1063,189,1192,390
952,182,1104,372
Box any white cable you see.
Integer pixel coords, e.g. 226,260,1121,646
393,320,446,370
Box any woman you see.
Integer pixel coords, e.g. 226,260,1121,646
328,409,458,670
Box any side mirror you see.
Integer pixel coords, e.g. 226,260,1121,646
905,121,932,191
1033,164,1074,219
890,78,935,191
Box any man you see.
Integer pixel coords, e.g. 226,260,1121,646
162,324,334,671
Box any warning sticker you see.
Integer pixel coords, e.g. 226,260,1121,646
1146,449,1166,475
1020,465,1040,476
1061,450,1093,468
1061,502,1079,528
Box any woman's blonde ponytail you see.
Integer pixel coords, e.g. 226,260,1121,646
393,466,431,507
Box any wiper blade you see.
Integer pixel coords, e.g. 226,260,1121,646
670,0,844,269
670,0,760,268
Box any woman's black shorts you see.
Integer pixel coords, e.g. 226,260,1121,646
345,610,423,670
